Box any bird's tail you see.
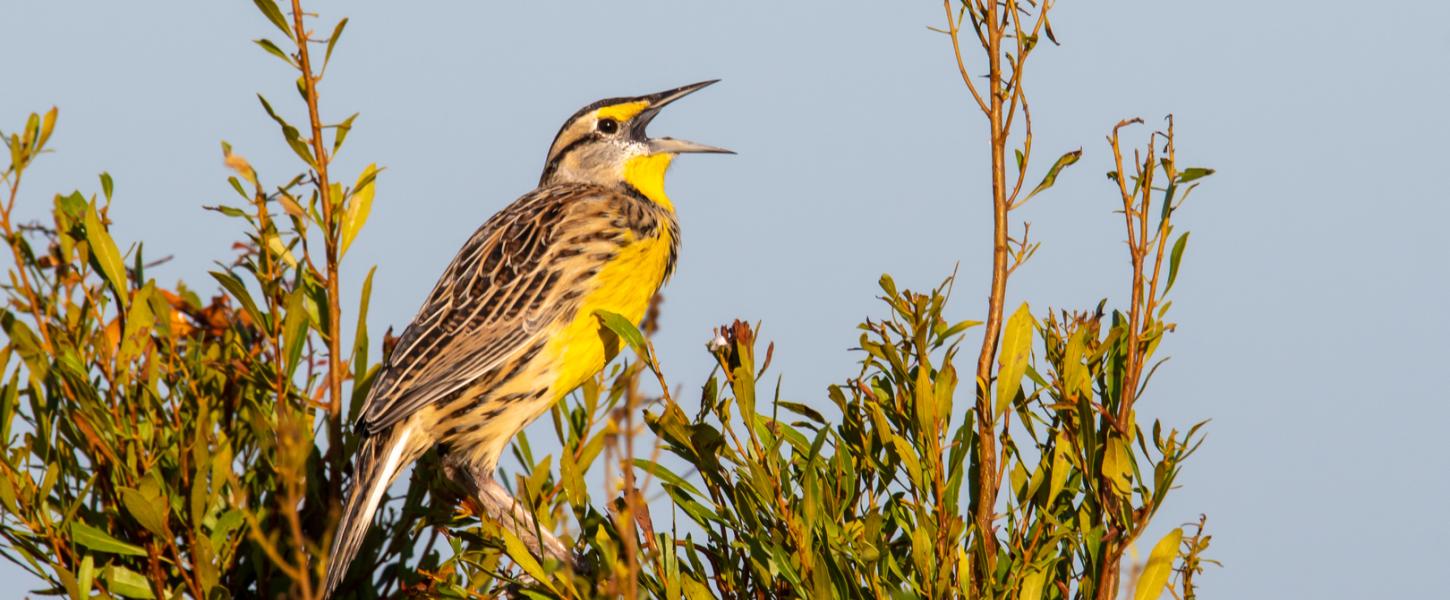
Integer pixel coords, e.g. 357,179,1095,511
321,425,423,599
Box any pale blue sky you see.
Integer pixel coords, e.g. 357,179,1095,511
5,1,1448,597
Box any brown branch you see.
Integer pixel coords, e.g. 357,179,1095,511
281,6,334,599
288,0,346,499
944,0,990,115
1110,119,1154,430
964,0,1011,587
1141,117,1177,336
2,159,57,356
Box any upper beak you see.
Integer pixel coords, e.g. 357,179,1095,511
633,79,734,155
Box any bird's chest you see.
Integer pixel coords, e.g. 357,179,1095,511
587,224,676,317
546,222,677,396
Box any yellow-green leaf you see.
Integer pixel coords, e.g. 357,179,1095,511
251,0,292,37
500,528,556,593
99,172,114,201
71,522,146,557
84,202,128,308
593,309,648,359
1020,568,1047,600
77,555,95,600
324,18,349,68
994,302,1035,416
339,163,378,256
252,38,295,66
265,234,297,267
1024,148,1083,201
1133,528,1184,600
105,564,156,599
1062,327,1091,399
38,107,58,149
1165,232,1190,293
55,566,81,600
332,113,360,155
120,487,168,538
1177,167,1215,183
682,577,714,600
281,285,308,376
1049,430,1072,501
1102,436,1133,496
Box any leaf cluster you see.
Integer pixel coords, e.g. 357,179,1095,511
0,2,1219,599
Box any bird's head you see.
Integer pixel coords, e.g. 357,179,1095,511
539,80,731,210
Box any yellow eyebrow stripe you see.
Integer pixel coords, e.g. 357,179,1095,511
595,101,650,122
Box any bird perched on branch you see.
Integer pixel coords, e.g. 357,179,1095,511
321,80,730,597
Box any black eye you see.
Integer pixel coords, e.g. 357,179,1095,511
596,118,619,134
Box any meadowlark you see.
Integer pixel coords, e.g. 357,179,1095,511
320,80,730,597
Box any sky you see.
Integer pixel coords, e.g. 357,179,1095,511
4,1,1449,597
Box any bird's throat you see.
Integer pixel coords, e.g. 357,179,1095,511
622,153,675,211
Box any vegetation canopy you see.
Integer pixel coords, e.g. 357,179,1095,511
0,1,1215,598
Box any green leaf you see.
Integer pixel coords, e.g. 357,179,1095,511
210,271,267,331
105,564,156,599
352,265,376,373
633,459,704,498
99,172,114,201
593,309,648,359
1165,232,1189,294
57,190,88,220
1134,528,1184,600
778,401,825,424
252,38,295,66
281,286,309,376
1178,167,1215,183
204,204,249,219
251,0,292,37
940,319,983,340
324,18,349,68
1024,148,1082,202
339,163,378,256
120,487,168,538
71,522,146,557
84,200,129,308
994,302,1034,417
767,542,803,588
256,95,315,168
2,313,49,385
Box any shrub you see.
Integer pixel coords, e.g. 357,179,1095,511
0,1,1214,598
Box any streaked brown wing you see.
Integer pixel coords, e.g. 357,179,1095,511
356,183,618,435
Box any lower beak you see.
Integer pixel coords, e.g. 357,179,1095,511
648,137,735,155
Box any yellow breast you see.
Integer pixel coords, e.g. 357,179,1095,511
545,225,675,399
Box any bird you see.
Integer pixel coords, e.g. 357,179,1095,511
319,80,730,598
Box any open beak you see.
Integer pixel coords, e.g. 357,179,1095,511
633,80,734,155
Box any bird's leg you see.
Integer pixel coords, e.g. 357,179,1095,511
475,476,573,565
450,461,574,569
